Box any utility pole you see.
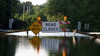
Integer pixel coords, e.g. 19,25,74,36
27,5,30,15
23,4,25,20
12,0,13,16
29,5,30,15
27,6,28,14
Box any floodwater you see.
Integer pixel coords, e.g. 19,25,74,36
0,33,100,56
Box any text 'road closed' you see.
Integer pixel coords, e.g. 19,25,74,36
42,22,59,32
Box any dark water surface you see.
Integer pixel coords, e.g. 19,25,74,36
0,35,100,56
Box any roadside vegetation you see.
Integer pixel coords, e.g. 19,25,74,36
0,0,100,31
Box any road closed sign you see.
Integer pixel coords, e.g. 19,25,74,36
42,22,59,32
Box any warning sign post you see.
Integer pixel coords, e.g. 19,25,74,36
29,21,42,35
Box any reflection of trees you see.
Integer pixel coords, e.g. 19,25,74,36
0,36,17,56
0,36,99,56
68,37,100,56
47,37,100,56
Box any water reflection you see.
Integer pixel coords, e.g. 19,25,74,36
59,38,69,56
0,35,100,56
41,37,60,52
29,36,41,53
15,36,49,56
0,35,17,56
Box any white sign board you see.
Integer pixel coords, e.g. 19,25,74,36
78,21,81,31
42,22,59,32
9,18,14,29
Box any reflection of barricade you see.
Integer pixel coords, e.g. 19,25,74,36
59,39,69,51
59,38,69,56
41,38,60,52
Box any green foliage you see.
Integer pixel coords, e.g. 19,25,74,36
0,0,100,31
46,0,100,31
0,0,19,29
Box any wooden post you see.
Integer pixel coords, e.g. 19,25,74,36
27,30,28,38
64,31,66,37
38,33,39,36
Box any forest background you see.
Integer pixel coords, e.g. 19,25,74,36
0,0,100,32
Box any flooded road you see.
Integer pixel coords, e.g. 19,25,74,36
0,35,100,56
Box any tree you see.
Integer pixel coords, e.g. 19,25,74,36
13,2,47,29
46,0,100,31
0,0,19,29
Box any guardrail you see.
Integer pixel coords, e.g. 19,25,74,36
0,29,29,34
0,29,100,38
76,31,100,38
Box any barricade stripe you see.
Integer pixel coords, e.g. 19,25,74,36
59,21,70,24
61,28,67,32
65,21,70,24
37,21,70,24
62,21,66,24
59,21,63,24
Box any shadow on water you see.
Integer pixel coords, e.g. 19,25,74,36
69,37,100,56
0,35,17,56
0,35,100,56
